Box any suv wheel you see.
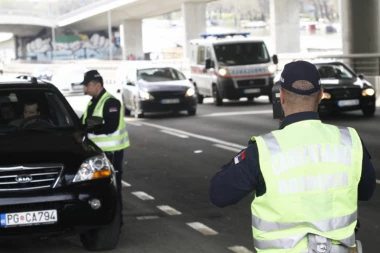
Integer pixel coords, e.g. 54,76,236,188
80,203,121,251
362,105,376,117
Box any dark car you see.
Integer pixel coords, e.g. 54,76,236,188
0,76,120,251
272,60,376,118
117,65,197,118
314,61,376,117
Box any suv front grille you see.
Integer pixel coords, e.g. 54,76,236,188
0,201,65,213
0,165,63,191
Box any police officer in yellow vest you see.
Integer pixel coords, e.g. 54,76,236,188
81,70,130,226
209,61,376,253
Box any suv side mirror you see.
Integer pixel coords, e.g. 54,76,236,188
358,73,364,80
272,54,279,65
127,82,134,86
205,58,213,69
85,116,104,131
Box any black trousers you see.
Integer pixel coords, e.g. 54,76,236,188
105,150,124,224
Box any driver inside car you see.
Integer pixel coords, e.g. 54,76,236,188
9,99,42,127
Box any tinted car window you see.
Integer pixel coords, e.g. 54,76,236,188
315,64,355,79
0,89,76,130
137,68,186,82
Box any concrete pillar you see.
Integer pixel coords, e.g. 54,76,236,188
182,1,206,58
340,0,380,54
121,19,143,60
269,0,300,53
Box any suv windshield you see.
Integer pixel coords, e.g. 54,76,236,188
314,64,355,79
213,42,270,66
0,89,76,131
137,68,186,82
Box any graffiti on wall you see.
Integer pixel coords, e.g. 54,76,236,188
23,28,122,61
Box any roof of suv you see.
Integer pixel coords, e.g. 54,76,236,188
0,76,58,90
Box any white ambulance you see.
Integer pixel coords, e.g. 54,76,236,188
189,33,278,106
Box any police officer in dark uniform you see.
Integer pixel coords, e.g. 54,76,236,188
81,70,130,226
209,61,375,252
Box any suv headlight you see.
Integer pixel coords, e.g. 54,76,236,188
139,90,154,100
73,155,112,182
362,88,375,96
185,88,195,97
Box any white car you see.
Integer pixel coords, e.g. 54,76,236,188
51,65,88,95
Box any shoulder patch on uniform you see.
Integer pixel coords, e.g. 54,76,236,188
234,151,246,164
109,107,118,112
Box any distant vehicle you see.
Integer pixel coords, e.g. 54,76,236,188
189,33,278,106
115,63,197,118
51,65,88,95
272,60,376,118
0,75,120,251
31,66,52,81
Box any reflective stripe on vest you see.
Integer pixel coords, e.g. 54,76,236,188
251,121,362,253
252,210,357,232
254,232,355,250
83,92,130,151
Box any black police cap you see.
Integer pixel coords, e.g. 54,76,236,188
81,70,103,86
280,60,321,95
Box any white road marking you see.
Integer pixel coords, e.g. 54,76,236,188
127,122,142,126
213,144,242,153
124,117,145,122
228,246,254,253
141,122,245,149
194,150,203,154
132,191,155,200
160,130,189,139
376,179,380,184
136,215,159,220
186,222,218,236
122,181,131,187
157,205,182,215
201,110,272,117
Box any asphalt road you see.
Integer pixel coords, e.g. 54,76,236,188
2,96,380,253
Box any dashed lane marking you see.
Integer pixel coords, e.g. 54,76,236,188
122,181,131,187
186,222,218,236
160,129,189,139
376,179,380,184
157,205,182,215
213,144,242,153
131,191,155,200
136,215,159,220
228,246,254,253
201,110,272,117
127,122,142,126
141,122,245,150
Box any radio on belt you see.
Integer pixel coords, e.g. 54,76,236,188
272,81,284,120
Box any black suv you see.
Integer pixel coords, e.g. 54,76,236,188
0,76,120,251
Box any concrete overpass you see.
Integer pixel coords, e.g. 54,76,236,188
0,10,56,36
57,0,213,59
0,0,378,60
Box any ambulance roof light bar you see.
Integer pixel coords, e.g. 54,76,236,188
200,32,251,39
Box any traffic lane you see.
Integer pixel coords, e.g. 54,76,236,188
125,118,380,252
134,103,380,170
0,181,232,253
123,122,257,251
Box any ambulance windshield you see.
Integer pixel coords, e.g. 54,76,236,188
213,42,270,66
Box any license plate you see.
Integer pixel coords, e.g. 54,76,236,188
161,99,180,104
244,88,260,94
338,99,360,107
0,210,57,227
